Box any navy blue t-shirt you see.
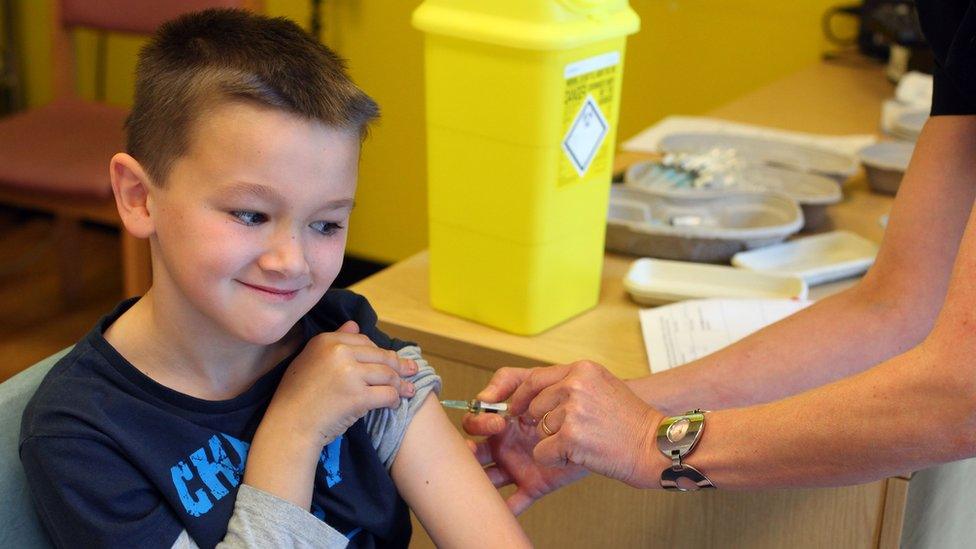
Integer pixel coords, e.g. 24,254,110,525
20,289,412,548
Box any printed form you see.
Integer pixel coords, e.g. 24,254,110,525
640,298,812,373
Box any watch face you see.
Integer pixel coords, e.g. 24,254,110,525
667,418,690,443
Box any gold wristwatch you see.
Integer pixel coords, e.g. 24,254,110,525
656,409,715,491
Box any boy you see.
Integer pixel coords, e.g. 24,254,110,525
20,9,529,548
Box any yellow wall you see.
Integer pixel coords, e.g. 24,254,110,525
15,0,854,263
618,1,854,140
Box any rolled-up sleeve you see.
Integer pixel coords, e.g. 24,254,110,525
363,346,442,470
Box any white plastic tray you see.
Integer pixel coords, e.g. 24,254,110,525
622,160,839,231
892,110,927,141
731,231,878,286
859,141,913,171
858,141,914,195
607,186,803,262
659,132,858,182
623,160,842,203
624,258,808,306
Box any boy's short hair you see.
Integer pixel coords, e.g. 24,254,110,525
125,8,379,186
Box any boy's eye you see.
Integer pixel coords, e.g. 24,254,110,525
230,211,267,226
310,221,343,236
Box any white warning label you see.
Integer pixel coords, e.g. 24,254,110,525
560,51,619,184
562,95,608,177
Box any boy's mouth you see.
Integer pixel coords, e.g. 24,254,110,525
236,280,303,300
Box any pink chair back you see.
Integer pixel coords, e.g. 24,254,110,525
60,0,255,34
50,0,261,99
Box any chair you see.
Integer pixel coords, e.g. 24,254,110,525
0,347,70,548
0,0,260,303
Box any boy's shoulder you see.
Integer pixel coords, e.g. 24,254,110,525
20,298,150,444
307,288,411,351
19,333,116,443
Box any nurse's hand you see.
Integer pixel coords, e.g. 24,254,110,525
464,362,663,510
463,403,587,515
514,361,663,488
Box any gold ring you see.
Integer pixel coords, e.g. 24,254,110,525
541,410,555,436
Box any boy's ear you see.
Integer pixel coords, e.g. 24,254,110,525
109,153,156,239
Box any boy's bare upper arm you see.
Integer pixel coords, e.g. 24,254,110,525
391,394,531,548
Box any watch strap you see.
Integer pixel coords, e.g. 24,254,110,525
660,463,715,491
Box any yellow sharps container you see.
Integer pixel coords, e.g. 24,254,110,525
413,0,640,335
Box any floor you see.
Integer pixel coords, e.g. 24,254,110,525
0,207,388,383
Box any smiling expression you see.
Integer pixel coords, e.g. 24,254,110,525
145,101,361,346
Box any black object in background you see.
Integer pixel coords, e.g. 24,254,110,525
860,1,927,58
824,1,934,75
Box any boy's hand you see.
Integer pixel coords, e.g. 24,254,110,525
265,320,418,447
246,321,417,508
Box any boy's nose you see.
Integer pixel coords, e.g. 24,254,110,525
258,231,310,278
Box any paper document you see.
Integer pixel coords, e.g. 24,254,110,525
640,298,812,373
621,115,875,158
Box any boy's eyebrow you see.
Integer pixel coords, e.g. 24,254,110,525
222,182,355,210
319,198,356,211
222,182,286,203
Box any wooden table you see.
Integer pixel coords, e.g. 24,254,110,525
354,61,904,548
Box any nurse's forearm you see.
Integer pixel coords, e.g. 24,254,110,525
627,282,930,414
630,118,976,416
665,340,974,489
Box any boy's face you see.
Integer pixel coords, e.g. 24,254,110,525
147,101,360,345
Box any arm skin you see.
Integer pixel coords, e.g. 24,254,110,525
680,114,976,489
468,115,976,496
629,114,976,414
392,394,531,548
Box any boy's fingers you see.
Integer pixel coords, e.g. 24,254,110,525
352,347,417,377
360,364,416,397
360,364,399,387
364,385,402,410
398,357,419,377
337,320,359,334
311,331,374,348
